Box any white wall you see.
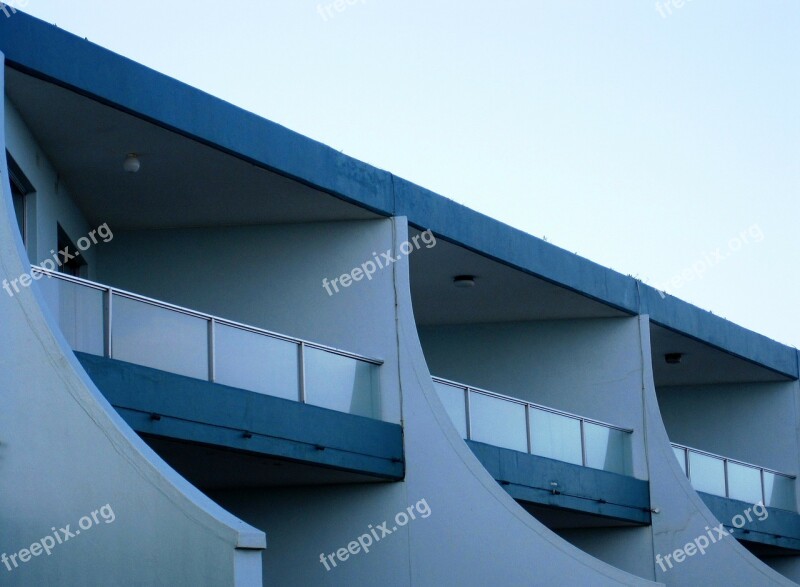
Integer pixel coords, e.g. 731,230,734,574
418,318,648,479
5,95,99,273
2,65,264,587
95,220,401,423
657,381,799,478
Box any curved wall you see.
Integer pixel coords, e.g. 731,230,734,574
211,217,659,586
0,58,265,587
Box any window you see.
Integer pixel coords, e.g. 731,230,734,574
11,179,24,242
57,224,87,277
7,152,32,247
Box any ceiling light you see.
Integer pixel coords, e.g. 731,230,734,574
453,275,475,288
123,153,141,173
665,353,683,365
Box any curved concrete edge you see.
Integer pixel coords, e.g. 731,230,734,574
637,315,797,586
0,57,264,586
391,216,662,586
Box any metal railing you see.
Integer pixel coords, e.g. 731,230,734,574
432,376,634,476
672,443,797,511
33,267,385,420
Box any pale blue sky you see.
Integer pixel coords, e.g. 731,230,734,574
16,1,800,346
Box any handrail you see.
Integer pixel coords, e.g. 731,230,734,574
31,266,383,365
671,443,795,480
432,376,633,433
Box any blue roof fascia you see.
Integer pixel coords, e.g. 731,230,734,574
1,11,796,379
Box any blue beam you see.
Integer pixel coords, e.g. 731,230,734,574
76,353,405,480
467,440,651,525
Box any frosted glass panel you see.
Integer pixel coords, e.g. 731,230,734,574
433,382,467,438
529,408,582,465
727,462,762,504
469,392,527,452
673,447,687,476
112,296,208,379
689,452,726,497
39,277,104,356
215,324,299,400
764,472,796,511
305,347,378,418
584,422,633,475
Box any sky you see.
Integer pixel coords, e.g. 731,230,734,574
13,1,800,347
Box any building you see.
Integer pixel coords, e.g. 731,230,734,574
1,10,798,587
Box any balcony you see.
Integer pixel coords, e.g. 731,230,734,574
672,444,800,555
36,267,384,420
432,377,633,475
432,377,649,525
672,444,796,511
33,268,403,485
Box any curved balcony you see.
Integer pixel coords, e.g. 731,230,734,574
432,376,633,475
672,444,796,511
34,267,384,420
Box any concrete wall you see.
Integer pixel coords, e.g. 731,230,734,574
94,220,401,424
1,61,264,586
639,317,795,586
657,381,799,481
417,318,655,577
210,217,659,586
418,318,648,478
4,95,100,273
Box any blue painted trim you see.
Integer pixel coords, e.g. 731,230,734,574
76,353,405,480
2,12,796,379
467,441,651,525
698,492,800,552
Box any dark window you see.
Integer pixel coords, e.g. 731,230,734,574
57,224,87,277
11,179,24,242
7,152,32,246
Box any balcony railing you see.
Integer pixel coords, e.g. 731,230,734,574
672,444,797,511
432,377,634,476
33,268,385,421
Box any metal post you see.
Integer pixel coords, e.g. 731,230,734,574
580,419,587,467
525,404,532,454
464,387,472,440
103,289,113,358
207,318,216,382
298,342,306,403
723,459,730,498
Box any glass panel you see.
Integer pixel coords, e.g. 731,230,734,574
584,422,633,475
468,392,527,452
727,462,763,504
433,382,467,438
764,472,796,511
529,408,582,465
215,324,299,401
305,347,378,419
688,451,726,497
673,446,687,476
38,277,104,356
112,296,208,379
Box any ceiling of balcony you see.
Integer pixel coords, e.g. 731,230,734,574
408,230,629,325
649,323,791,386
4,67,379,230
